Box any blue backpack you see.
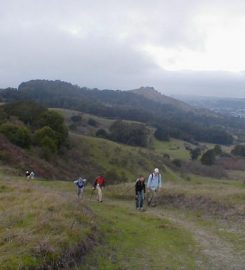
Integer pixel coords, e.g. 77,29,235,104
77,180,84,188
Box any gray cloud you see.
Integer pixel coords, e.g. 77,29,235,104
1,0,245,97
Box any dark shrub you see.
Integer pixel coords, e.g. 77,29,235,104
190,148,201,160
172,159,182,168
231,144,245,157
88,118,97,127
96,129,109,139
0,123,31,148
37,111,68,146
154,126,170,141
33,126,59,155
71,115,82,123
110,120,150,147
201,149,216,166
3,101,46,126
213,145,222,156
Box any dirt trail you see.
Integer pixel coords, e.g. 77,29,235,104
108,199,245,270
152,208,245,270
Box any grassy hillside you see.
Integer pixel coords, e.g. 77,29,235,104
51,108,115,136
0,175,96,269
1,167,244,269
1,105,190,181
70,133,167,182
1,104,243,183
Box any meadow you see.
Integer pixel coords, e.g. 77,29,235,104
0,166,244,269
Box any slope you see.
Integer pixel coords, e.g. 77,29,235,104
130,86,193,112
1,168,244,269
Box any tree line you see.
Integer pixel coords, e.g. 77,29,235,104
0,79,241,145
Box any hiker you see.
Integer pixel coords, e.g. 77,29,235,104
74,177,87,199
29,171,35,179
26,171,34,180
147,168,162,207
93,174,105,202
25,171,30,179
135,176,145,210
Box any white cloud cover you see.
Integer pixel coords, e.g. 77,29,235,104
1,0,245,96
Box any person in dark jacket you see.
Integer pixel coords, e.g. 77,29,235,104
135,176,145,210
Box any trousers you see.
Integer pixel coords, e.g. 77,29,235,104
136,190,144,208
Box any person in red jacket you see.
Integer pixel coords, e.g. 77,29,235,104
93,174,105,202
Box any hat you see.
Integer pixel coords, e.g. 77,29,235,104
154,168,159,174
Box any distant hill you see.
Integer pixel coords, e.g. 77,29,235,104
130,86,193,112
1,79,245,144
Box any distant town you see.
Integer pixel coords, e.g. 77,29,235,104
175,95,245,118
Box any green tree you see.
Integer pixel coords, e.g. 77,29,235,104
33,126,59,159
88,118,97,127
37,111,68,146
0,123,31,148
190,148,201,160
96,129,109,139
110,120,150,147
3,101,47,127
201,149,216,166
213,145,222,156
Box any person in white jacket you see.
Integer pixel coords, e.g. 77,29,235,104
147,168,162,207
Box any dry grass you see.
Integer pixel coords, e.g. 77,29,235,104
106,174,245,220
0,176,96,270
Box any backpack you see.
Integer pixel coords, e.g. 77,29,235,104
150,173,160,185
77,180,84,188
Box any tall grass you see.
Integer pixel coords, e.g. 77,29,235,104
0,177,96,269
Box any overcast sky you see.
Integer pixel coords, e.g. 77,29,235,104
1,0,245,97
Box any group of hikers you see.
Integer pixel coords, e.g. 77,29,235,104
25,170,35,180
74,174,105,202
74,168,162,210
25,167,162,209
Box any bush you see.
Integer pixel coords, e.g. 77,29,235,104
3,101,47,126
172,159,182,168
33,126,59,156
0,107,7,124
190,148,201,160
110,120,150,147
37,111,68,146
96,129,109,139
88,118,97,127
201,149,216,166
213,145,222,156
183,161,226,178
39,137,58,160
0,123,31,148
70,115,82,123
231,145,245,157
